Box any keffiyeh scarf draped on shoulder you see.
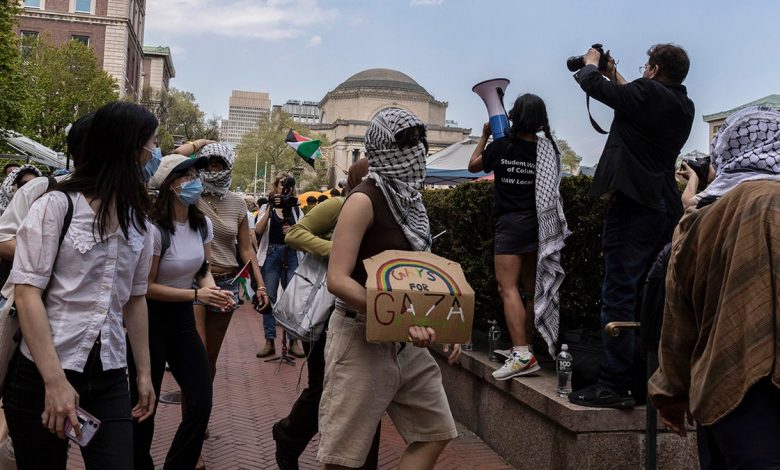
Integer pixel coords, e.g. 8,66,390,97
532,136,571,358
364,108,432,251
697,106,780,201
0,164,42,215
198,143,235,198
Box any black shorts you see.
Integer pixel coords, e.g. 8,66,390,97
494,211,539,255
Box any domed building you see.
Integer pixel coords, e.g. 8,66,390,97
309,68,471,180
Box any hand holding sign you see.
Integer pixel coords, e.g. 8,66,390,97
364,251,475,343
408,326,437,348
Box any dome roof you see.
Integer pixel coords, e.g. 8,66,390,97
333,68,431,96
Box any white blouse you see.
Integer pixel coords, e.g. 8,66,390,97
9,192,153,373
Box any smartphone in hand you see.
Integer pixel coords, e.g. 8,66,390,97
64,407,101,447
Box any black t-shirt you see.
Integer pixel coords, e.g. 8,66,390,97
482,137,537,215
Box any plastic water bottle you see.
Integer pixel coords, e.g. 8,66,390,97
462,336,473,351
556,344,573,397
488,320,501,362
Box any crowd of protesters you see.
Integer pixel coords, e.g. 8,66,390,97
0,41,775,470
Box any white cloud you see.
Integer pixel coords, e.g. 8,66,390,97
146,0,339,40
410,0,444,5
306,35,322,47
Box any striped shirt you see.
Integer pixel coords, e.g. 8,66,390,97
649,181,780,425
197,192,248,270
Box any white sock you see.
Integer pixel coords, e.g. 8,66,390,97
511,345,530,356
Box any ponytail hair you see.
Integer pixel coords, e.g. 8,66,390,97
508,93,559,154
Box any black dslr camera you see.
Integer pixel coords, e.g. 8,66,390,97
567,43,612,72
273,176,298,217
681,155,712,192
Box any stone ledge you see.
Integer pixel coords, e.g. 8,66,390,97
432,345,647,433
429,345,699,469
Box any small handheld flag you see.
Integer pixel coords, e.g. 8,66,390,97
230,260,255,302
285,129,322,168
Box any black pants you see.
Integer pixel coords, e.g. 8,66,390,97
3,344,133,470
128,299,212,470
599,194,675,390
697,378,780,469
275,332,381,468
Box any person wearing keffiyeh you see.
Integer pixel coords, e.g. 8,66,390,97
648,105,780,468
320,109,459,469
0,164,42,216
468,93,570,381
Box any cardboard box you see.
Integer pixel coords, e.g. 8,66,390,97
364,250,475,343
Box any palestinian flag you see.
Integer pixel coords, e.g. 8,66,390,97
230,260,255,302
285,129,322,167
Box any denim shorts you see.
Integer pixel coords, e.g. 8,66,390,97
192,274,241,313
494,211,539,255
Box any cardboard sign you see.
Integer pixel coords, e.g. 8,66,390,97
364,250,475,343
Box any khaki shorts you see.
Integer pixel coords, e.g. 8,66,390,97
317,309,458,467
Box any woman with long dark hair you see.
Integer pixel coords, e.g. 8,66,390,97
130,154,235,469
4,101,158,468
468,93,569,380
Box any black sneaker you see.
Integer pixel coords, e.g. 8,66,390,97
272,421,300,470
568,384,636,409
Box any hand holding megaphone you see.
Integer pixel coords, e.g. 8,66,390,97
472,78,510,141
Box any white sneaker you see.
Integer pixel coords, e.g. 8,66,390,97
491,352,540,381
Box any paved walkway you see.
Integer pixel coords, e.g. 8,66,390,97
69,305,512,469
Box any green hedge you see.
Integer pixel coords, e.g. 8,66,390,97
422,175,607,334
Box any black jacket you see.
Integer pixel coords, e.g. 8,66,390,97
575,64,694,216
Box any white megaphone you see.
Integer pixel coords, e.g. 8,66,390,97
472,78,510,140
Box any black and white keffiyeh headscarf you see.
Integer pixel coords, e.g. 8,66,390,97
697,106,780,201
0,164,42,215
365,108,432,251
198,143,235,198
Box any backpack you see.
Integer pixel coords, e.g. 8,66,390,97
640,243,672,353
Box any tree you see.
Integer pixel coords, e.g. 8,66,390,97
553,132,583,175
18,37,117,151
0,0,27,130
232,110,330,194
164,88,219,143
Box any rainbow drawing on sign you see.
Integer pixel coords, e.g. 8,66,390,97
375,258,461,295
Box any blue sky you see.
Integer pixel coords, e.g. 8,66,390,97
145,0,779,165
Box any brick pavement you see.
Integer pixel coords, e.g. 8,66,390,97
69,305,512,469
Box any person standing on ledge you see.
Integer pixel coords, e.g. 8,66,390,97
569,43,694,408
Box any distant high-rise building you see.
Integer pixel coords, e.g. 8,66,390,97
220,90,271,146
16,0,147,100
282,100,320,124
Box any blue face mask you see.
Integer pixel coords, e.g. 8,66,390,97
177,178,203,206
142,147,162,182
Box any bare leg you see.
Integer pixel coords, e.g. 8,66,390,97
205,309,234,382
495,253,528,346
398,440,450,470
519,251,538,345
193,304,207,347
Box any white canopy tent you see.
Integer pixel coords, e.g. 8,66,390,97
1,130,67,168
425,138,489,185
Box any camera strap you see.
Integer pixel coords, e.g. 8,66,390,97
586,94,610,135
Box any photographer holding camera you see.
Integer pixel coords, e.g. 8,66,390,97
568,44,695,408
255,174,304,358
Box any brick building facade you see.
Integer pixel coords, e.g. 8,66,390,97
16,0,146,100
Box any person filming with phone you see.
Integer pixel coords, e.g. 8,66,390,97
567,43,695,408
